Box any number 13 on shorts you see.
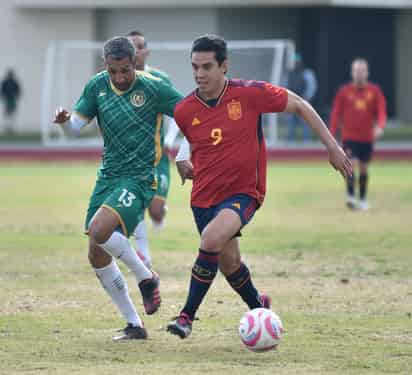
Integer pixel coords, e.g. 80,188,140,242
118,188,136,207
211,128,222,145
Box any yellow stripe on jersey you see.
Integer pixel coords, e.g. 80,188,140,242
154,113,163,166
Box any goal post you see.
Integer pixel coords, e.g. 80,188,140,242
41,39,295,147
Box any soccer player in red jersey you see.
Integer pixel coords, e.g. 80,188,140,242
330,58,387,210
167,35,352,339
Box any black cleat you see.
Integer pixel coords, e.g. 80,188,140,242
138,273,161,315
167,313,192,339
112,324,148,341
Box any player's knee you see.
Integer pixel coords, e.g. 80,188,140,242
88,221,111,245
149,206,165,223
219,252,241,276
200,233,222,252
88,242,112,268
149,200,166,223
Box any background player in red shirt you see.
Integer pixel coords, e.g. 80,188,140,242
330,58,387,210
167,35,352,339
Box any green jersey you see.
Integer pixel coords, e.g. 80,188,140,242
74,70,183,179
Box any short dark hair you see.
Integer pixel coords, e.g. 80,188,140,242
127,30,144,38
103,36,136,63
191,34,227,66
127,30,147,48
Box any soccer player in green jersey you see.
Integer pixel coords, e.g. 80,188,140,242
53,36,183,340
127,30,181,269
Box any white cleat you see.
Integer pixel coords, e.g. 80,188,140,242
357,199,370,211
346,195,357,210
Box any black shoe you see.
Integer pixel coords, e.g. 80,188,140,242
167,313,192,339
112,324,148,341
138,272,161,315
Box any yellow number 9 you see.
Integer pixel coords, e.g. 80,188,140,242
211,128,223,145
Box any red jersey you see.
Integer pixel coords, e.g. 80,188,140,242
329,83,387,143
174,79,288,208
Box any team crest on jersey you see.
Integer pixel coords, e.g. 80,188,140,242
227,100,242,120
131,91,146,107
355,99,367,111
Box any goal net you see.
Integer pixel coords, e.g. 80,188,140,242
42,39,295,148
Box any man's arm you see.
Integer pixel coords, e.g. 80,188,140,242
175,137,193,185
53,108,90,136
157,81,184,118
285,90,352,179
163,118,180,149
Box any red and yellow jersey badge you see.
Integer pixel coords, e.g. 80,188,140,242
227,100,242,121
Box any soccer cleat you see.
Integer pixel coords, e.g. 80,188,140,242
112,323,148,341
259,294,271,309
346,194,357,210
167,313,193,339
138,273,161,315
358,199,369,211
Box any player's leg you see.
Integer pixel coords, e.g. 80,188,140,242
88,208,146,340
219,238,270,310
358,143,372,210
343,141,358,209
133,218,152,269
89,180,161,316
148,197,167,230
167,207,241,338
149,153,170,230
133,156,170,267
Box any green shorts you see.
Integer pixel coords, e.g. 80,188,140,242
154,152,170,201
85,176,156,237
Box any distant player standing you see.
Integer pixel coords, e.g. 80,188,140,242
128,30,180,268
53,37,183,340
330,58,387,210
167,35,352,339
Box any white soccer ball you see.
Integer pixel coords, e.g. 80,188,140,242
238,308,283,352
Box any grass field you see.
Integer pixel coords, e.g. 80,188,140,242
0,161,411,374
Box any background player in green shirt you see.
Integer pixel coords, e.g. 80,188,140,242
53,36,183,340
128,30,181,269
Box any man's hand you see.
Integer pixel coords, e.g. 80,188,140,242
328,145,353,180
176,160,194,185
374,127,384,141
53,107,70,124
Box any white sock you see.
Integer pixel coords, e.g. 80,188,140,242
95,260,142,327
99,231,152,282
133,220,151,267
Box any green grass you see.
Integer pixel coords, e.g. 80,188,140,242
0,161,411,374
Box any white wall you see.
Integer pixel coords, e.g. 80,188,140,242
0,1,95,132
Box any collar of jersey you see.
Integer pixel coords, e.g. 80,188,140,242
195,79,229,109
109,72,138,96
